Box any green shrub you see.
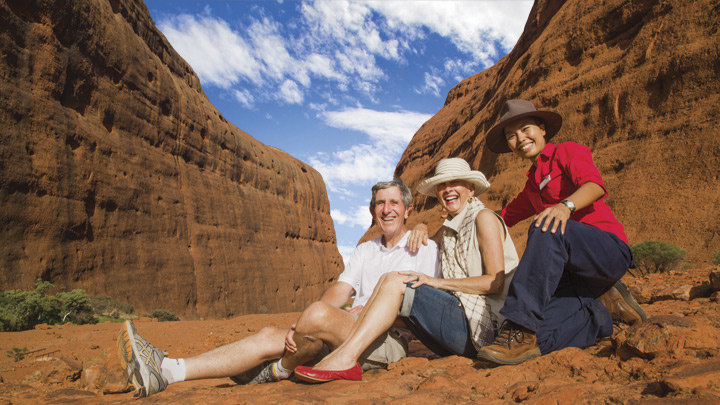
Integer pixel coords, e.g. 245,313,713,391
57,289,97,325
0,280,118,331
713,251,720,266
0,280,63,331
631,240,687,275
96,316,126,323
149,309,180,322
6,347,28,362
89,294,134,319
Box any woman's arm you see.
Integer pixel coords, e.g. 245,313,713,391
500,185,535,228
534,181,605,234
402,210,507,295
407,222,443,252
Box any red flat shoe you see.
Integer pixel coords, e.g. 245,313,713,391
294,362,362,383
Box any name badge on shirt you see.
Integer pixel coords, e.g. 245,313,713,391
539,174,552,190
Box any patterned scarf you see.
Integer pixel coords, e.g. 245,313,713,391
441,197,497,350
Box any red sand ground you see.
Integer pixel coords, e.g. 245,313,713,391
1,267,720,403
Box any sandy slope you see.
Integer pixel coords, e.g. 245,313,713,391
1,267,720,403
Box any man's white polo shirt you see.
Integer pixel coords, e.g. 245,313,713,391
338,231,440,309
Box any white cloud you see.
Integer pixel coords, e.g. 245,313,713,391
310,144,395,191
159,15,262,88
363,0,532,65
279,80,303,104
418,71,445,97
305,54,346,83
443,58,482,82
331,205,372,228
233,89,254,109
248,18,295,82
309,108,431,191
300,0,402,60
309,102,327,112
322,108,431,146
336,244,357,267
157,1,532,108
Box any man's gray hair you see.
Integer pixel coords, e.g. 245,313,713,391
370,177,412,209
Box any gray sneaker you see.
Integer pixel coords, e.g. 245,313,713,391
230,360,282,385
118,320,168,398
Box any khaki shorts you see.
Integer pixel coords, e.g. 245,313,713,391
357,327,409,371
319,313,408,371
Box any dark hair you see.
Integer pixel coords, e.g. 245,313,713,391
503,116,544,136
370,178,412,210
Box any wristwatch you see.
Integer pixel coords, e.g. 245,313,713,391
559,199,576,213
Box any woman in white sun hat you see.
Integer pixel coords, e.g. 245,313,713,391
294,158,519,383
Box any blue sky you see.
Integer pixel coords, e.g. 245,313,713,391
144,0,533,264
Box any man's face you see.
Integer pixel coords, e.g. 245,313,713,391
372,186,410,238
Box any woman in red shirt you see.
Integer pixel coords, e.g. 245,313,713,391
476,99,646,365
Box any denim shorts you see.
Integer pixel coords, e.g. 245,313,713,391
398,284,476,358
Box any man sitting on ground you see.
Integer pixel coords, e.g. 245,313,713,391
118,177,439,398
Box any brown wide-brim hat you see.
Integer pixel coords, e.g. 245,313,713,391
486,99,563,154
417,158,490,197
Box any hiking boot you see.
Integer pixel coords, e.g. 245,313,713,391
229,360,282,385
118,320,168,398
477,320,540,365
599,280,647,326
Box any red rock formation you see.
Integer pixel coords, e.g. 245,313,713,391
382,0,720,263
0,0,342,319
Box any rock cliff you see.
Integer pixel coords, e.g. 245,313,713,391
380,0,720,262
0,0,343,319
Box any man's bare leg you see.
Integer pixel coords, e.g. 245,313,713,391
183,326,287,380
278,301,357,370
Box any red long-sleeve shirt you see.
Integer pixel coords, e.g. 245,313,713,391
500,142,629,245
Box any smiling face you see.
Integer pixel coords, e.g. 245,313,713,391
435,180,475,217
371,186,410,246
504,117,547,164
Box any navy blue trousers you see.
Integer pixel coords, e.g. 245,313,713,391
500,219,633,355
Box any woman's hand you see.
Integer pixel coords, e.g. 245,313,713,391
398,270,440,289
345,305,364,315
534,203,571,234
407,224,429,252
533,182,604,234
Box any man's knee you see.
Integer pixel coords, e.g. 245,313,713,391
256,325,284,339
251,326,286,359
296,301,336,333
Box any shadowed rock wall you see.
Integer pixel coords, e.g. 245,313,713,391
0,0,343,318
367,0,720,263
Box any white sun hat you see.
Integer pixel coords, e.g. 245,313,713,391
417,158,490,197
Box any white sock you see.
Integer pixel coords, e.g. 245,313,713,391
274,359,292,379
161,358,186,384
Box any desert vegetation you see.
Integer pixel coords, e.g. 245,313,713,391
0,279,180,331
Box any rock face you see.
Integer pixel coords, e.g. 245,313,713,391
385,0,720,262
0,0,343,319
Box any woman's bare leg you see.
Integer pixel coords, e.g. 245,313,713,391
311,272,408,370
